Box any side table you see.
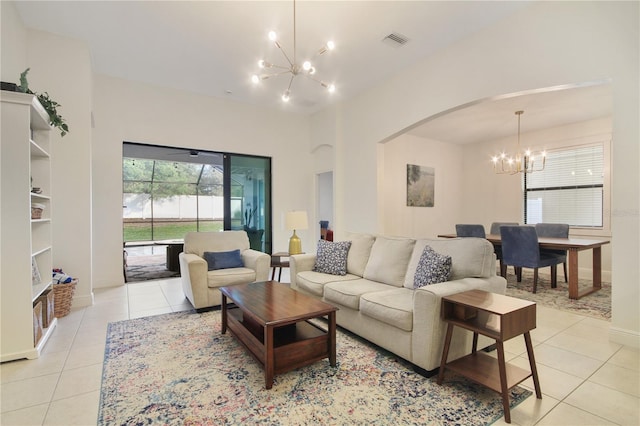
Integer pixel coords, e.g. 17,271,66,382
437,289,542,423
270,252,290,282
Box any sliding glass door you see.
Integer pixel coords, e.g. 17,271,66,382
225,154,271,253
123,143,271,253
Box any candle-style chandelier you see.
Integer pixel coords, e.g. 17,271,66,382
251,0,336,103
492,110,546,174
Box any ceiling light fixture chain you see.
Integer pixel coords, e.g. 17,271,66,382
251,0,336,103
491,110,546,174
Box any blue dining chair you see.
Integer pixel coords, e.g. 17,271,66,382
535,223,569,283
500,225,564,293
490,222,519,277
455,224,486,238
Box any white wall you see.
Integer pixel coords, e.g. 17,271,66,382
91,75,315,287
26,30,94,308
381,134,464,238
1,3,95,308
312,1,638,345
0,1,27,82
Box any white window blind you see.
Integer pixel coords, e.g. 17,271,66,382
524,144,604,227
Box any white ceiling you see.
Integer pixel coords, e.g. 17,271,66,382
405,82,612,144
13,1,612,143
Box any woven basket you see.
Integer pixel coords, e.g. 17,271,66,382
53,279,77,318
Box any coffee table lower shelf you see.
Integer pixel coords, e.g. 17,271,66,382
444,351,533,393
226,308,332,380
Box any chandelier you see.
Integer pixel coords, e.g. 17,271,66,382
492,110,546,174
251,0,335,102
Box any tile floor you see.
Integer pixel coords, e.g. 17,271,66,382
1,274,639,425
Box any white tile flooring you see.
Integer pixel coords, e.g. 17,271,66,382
1,275,639,425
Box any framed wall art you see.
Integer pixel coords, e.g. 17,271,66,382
406,164,434,207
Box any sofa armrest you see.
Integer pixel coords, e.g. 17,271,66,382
179,252,208,308
289,253,316,289
241,249,271,281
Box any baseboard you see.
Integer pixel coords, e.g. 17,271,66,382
71,292,94,308
609,326,640,348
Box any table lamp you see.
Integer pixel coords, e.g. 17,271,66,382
285,210,308,255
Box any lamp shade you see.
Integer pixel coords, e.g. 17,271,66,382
285,211,308,231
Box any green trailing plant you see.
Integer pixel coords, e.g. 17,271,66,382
18,68,69,137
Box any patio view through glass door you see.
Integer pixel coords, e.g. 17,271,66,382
122,143,271,282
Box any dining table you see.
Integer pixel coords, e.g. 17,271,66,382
437,233,610,300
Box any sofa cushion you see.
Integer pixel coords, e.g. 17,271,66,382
203,249,243,271
363,236,416,287
313,240,352,275
324,279,392,310
206,268,256,288
404,238,494,288
345,232,376,276
360,288,414,332
413,245,452,288
296,270,360,297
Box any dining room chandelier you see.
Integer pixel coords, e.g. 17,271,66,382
492,110,546,174
251,0,336,102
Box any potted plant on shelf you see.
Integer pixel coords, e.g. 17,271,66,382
16,68,69,137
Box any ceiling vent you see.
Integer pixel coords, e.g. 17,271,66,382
382,32,409,47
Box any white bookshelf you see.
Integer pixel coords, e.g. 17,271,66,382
1,90,57,362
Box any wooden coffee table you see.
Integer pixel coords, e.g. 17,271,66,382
219,281,338,389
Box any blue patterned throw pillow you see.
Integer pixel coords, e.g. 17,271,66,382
413,245,452,288
203,250,244,271
313,240,352,275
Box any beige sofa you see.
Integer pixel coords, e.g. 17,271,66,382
179,231,270,310
290,233,507,374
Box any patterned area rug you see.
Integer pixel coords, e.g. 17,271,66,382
99,311,531,425
503,268,611,320
125,254,180,282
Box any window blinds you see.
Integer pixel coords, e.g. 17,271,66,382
525,144,604,227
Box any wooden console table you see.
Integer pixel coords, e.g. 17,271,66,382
437,290,542,423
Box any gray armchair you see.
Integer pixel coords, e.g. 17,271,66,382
179,231,270,310
500,225,564,293
535,223,569,283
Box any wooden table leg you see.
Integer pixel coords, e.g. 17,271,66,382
221,294,227,334
496,341,511,423
592,246,602,289
570,246,604,300
328,311,336,367
437,323,455,385
568,248,579,299
264,325,274,389
524,332,542,399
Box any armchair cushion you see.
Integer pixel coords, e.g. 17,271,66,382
203,249,243,271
